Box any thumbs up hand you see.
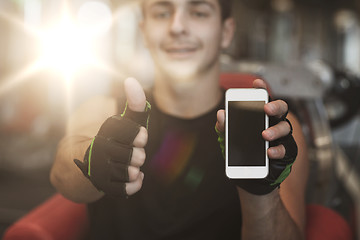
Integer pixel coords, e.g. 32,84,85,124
74,78,151,197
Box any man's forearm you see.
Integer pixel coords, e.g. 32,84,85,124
238,188,304,240
50,136,104,203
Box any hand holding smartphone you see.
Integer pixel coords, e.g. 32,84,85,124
225,88,269,179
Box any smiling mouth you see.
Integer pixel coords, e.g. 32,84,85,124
164,48,197,59
166,47,196,52
163,45,198,58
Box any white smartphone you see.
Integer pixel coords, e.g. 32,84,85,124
225,88,269,179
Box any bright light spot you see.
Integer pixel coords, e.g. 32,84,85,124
36,2,113,79
77,1,112,36
38,17,96,78
24,0,42,26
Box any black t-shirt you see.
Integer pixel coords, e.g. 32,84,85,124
88,94,242,240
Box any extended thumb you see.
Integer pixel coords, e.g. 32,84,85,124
124,77,147,112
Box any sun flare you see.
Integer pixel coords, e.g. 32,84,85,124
0,0,140,100
37,16,96,79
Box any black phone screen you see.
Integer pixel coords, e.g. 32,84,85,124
228,101,266,166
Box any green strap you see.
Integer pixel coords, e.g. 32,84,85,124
144,101,151,129
270,161,294,186
215,126,225,159
88,138,96,176
120,102,128,117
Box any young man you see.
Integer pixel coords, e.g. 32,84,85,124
50,0,308,239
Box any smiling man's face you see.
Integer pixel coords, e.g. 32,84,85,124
141,0,234,82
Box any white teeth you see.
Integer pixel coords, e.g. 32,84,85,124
168,49,193,53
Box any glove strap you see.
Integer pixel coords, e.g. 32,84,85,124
87,138,96,176
215,126,225,158
121,101,151,129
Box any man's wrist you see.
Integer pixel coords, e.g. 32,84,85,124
237,184,279,198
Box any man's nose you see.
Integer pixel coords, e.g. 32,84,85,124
169,11,188,35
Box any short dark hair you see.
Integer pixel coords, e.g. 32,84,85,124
218,0,233,21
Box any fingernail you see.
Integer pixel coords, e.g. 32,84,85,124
268,103,276,112
271,147,277,154
268,147,277,156
266,129,273,139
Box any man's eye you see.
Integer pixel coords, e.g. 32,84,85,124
152,11,171,19
191,11,209,18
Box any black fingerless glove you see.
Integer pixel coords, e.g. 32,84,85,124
74,101,151,197
216,111,298,195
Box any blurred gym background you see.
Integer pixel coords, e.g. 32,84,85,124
0,0,359,238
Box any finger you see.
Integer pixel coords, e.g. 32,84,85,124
130,147,146,167
267,145,286,159
124,77,147,112
216,109,225,133
264,100,288,118
125,172,144,196
133,126,148,147
262,121,291,141
252,79,268,90
128,166,141,181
